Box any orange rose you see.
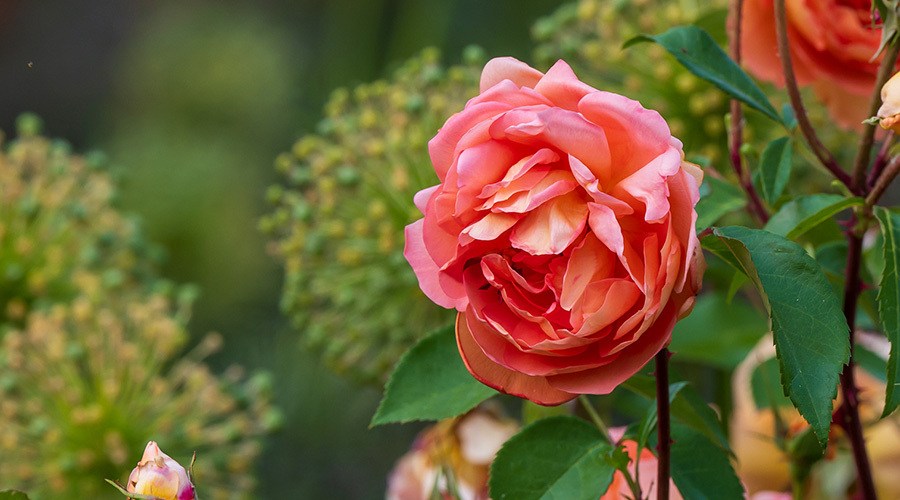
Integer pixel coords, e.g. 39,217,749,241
404,57,704,405
741,0,886,128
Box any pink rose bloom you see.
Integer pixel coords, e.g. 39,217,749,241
126,441,196,500
404,57,704,405
740,0,886,129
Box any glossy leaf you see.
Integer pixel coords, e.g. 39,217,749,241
758,137,792,204
670,425,745,500
371,325,497,426
764,194,862,240
695,176,746,231
625,26,782,123
489,416,615,500
875,207,900,417
709,227,849,447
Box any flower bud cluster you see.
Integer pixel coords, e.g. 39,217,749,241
0,114,160,327
261,48,486,383
0,122,280,500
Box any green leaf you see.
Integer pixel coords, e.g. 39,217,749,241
669,293,768,369
0,492,30,500
758,137,792,204
371,325,497,426
709,227,849,447
623,376,731,453
695,176,746,231
764,194,863,240
625,26,782,123
489,416,616,500
875,207,900,417
670,424,745,500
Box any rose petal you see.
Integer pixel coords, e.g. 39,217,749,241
457,311,574,405
533,59,598,111
479,57,544,93
510,192,589,255
547,302,677,394
404,220,467,310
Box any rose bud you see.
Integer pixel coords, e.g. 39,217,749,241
878,71,900,133
126,441,196,500
405,57,704,405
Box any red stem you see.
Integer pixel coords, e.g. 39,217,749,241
839,229,878,500
773,0,856,192
867,134,895,190
729,0,769,224
656,348,671,500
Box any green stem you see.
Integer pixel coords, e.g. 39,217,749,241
578,395,612,444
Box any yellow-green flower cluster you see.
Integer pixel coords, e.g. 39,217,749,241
0,279,279,500
532,0,729,163
0,114,159,327
0,119,280,499
260,48,484,383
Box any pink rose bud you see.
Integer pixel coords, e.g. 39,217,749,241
126,442,196,500
404,57,704,405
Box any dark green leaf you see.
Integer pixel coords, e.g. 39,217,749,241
371,325,497,426
489,416,615,500
758,137,792,204
875,207,900,417
764,194,862,240
710,227,849,447
695,176,746,231
625,26,782,123
816,240,848,278
670,424,745,500
0,492,30,500
623,376,731,453
669,293,768,369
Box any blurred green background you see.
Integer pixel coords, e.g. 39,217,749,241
0,0,557,497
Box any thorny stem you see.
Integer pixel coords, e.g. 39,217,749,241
853,41,900,191
773,0,856,192
839,228,878,500
729,0,770,224
868,133,896,189
867,153,900,207
772,1,893,498
655,348,671,500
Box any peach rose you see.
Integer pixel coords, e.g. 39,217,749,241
741,0,888,129
126,442,196,500
404,57,704,405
